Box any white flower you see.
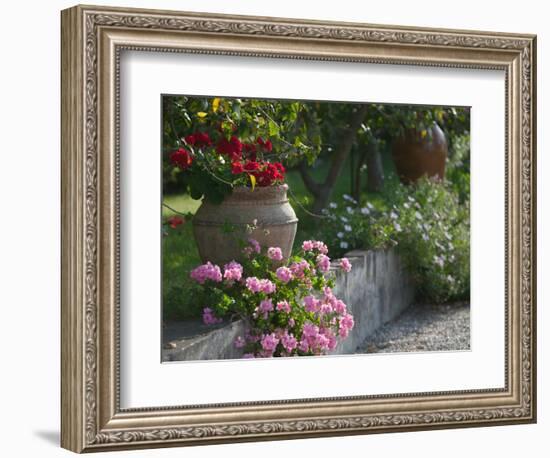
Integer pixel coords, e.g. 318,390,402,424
403,202,410,209
218,156,226,164
433,255,445,268
344,224,352,232
337,232,344,239
329,202,338,209
340,216,349,223
446,275,455,283
343,194,357,203
422,233,429,241
414,211,422,220
394,222,402,232
360,207,370,215
367,202,374,210
346,206,354,214
340,241,349,249
390,211,398,220
407,196,415,203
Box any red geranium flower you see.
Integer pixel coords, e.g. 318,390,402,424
194,131,212,147
166,215,185,229
231,161,244,174
273,162,285,175
243,143,257,161
243,143,257,154
170,147,193,170
184,134,196,145
216,136,243,161
243,160,260,172
254,162,285,187
184,132,212,147
257,137,273,152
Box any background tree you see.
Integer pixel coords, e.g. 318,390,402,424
163,96,470,211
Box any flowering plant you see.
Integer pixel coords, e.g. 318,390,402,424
188,239,354,358
318,178,469,303
169,131,286,203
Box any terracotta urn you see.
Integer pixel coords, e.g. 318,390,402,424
391,123,448,184
192,184,298,266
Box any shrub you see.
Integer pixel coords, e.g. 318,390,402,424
317,178,470,303
318,195,396,258
389,178,470,303
446,133,470,203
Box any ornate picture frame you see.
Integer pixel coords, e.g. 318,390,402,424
61,4,536,453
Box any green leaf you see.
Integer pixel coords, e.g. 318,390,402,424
232,102,241,120
268,120,280,136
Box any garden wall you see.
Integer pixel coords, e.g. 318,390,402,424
331,249,415,355
162,248,414,362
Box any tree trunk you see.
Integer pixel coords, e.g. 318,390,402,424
352,147,368,202
366,139,384,193
299,105,368,213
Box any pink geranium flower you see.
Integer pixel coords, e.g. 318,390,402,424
303,295,320,313
298,339,309,352
281,333,298,353
202,307,223,325
190,262,222,284
334,299,347,314
267,247,283,261
260,333,279,352
248,238,261,253
302,322,319,338
234,336,246,348
276,266,293,283
289,260,310,279
316,254,331,273
245,276,262,293
340,257,352,273
260,279,276,294
276,300,291,313
246,277,275,294
223,260,243,282
259,298,274,313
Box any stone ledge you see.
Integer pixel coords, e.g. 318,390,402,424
162,248,414,361
163,319,245,362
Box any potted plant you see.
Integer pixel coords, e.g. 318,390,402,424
188,238,355,358
170,131,297,266
355,105,468,186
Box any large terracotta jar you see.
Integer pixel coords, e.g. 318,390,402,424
192,184,298,266
391,123,448,184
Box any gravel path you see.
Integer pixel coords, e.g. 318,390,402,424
356,302,470,354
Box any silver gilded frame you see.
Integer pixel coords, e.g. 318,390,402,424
61,4,537,453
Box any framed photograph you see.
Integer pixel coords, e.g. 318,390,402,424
61,4,537,453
